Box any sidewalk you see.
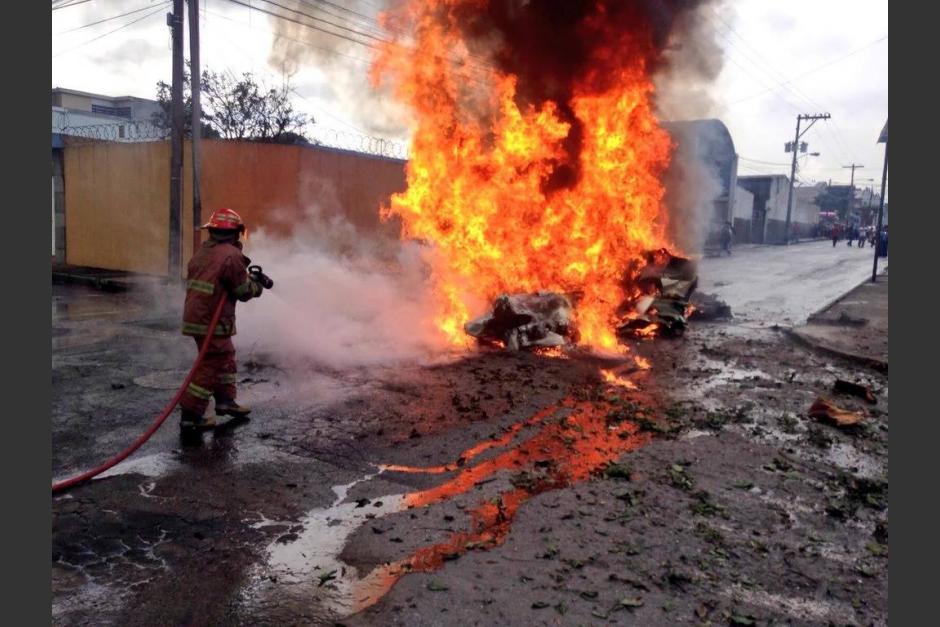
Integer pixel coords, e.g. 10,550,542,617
787,271,888,370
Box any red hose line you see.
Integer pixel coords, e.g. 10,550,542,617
52,295,228,494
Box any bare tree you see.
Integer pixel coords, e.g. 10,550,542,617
153,67,311,144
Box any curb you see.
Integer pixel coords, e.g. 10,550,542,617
784,328,888,373
52,271,130,292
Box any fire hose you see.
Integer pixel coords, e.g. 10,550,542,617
52,266,275,493
51,294,227,494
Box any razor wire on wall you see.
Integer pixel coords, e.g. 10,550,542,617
54,114,409,160
309,128,409,160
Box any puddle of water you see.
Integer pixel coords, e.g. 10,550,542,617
825,442,882,479
245,394,654,619
687,355,774,398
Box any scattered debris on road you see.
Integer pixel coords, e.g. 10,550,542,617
465,292,576,350
618,249,698,339
834,379,878,404
808,396,863,427
688,292,732,321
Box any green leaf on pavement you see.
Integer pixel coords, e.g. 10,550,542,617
317,570,337,587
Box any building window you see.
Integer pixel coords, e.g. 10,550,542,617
91,104,132,118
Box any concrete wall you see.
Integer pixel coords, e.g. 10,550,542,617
63,139,406,276
52,149,66,262
196,141,405,239
732,185,754,244
55,92,90,111
64,141,191,275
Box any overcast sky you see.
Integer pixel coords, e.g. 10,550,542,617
52,0,888,190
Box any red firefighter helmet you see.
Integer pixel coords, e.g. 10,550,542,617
201,207,245,231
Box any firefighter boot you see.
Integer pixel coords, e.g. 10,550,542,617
214,398,252,418
180,408,217,431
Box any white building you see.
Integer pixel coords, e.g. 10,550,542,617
52,87,163,141
736,175,821,244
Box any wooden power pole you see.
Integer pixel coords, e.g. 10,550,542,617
872,120,888,282
784,113,830,244
167,0,185,279
842,163,864,223
188,0,203,256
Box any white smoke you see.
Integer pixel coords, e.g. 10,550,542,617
234,204,450,368
661,122,726,254
653,0,731,254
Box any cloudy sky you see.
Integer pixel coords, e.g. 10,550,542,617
52,0,888,190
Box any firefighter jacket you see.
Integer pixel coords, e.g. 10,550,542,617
182,239,262,337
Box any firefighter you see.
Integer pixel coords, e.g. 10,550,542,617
180,208,265,432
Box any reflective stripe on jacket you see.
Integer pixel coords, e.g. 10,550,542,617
182,239,260,337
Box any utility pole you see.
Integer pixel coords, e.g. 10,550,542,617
784,113,830,244
872,120,888,282
167,0,185,279
842,163,864,224
188,0,203,257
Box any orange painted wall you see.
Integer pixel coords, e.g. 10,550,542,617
64,139,407,276
64,141,195,276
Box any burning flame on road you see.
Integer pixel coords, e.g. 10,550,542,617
373,1,690,350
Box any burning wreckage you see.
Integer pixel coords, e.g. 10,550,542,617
465,249,718,350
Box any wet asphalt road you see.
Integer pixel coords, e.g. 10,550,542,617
51,243,888,626
698,240,886,326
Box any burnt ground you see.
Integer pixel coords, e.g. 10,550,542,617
52,271,888,626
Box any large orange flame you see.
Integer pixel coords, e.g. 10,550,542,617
373,1,676,350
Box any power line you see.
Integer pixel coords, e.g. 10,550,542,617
255,0,390,47
739,156,791,167
56,3,165,35
205,6,375,67
52,0,94,10
227,0,496,77
201,7,380,138
711,9,827,112
709,11,864,167
296,0,386,38
708,8,861,168
53,4,168,58
726,35,888,107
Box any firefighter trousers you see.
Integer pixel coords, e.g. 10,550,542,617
180,336,238,416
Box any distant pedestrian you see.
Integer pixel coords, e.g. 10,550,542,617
720,221,735,255
831,224,839,247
